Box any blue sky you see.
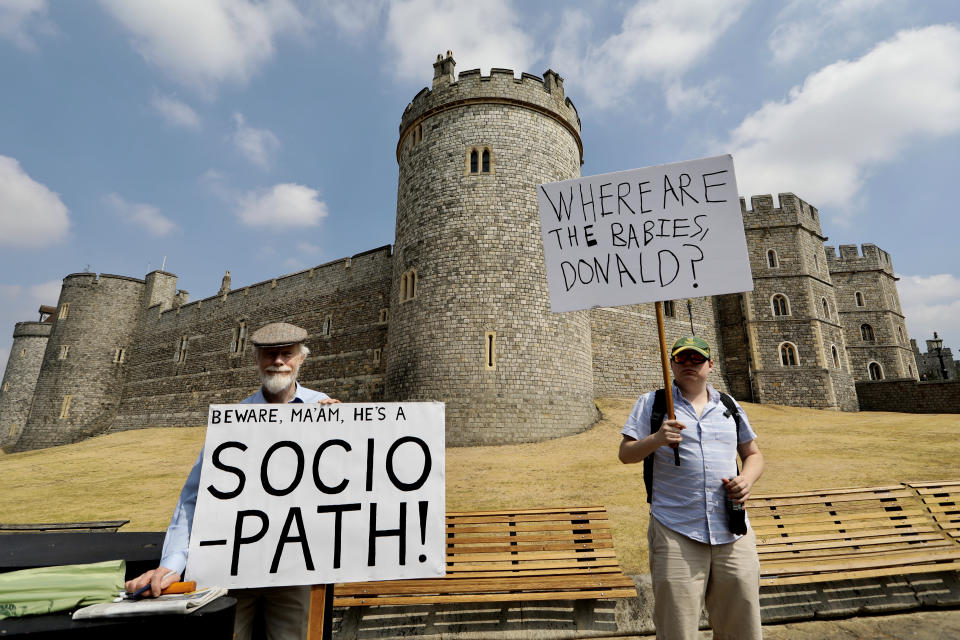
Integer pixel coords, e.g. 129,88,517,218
2,0,959,373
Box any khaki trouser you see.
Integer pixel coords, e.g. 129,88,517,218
231,585,311,640
647,516,762,640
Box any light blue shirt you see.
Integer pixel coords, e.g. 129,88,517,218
622,384,757,545
159,383,330,574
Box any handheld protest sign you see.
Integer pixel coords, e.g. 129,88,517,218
539,155,753,467
185,402,445,590
537,154,753,313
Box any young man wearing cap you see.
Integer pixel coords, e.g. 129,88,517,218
126,322,341,640
619,336,765,640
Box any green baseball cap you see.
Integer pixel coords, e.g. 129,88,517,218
671,336,711,360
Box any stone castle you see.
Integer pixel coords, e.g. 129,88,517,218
0,53,919,453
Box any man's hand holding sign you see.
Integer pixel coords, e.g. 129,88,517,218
538,155,765,640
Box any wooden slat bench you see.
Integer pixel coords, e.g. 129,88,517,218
908,480,960,540
333,506,637,606
749,484,960,586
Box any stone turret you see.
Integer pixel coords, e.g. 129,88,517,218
726,193,858,410
13,273,145,451
0,320,52,450
386,53,595,445
826,243,916,381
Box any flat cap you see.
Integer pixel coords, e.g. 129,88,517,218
251,322,308,348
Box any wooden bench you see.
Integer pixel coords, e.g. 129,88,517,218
0,520,130,534
908,480,960,540
333,506,637,606
749,484,960,586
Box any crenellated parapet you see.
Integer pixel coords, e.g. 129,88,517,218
825,243,895,275
739,192,824,237
399,52,581,163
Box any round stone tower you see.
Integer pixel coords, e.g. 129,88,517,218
385,53,596,445
13,273,145,451
0,321,52,451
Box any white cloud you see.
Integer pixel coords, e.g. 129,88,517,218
897,273,960,353
0,0,54,51
384,0,538,82
98,0,306,93
313,0,385,36
104,193,177,236
231,113,280,169
151,92,201,129
665,80,721,114
552,0,748,111
236,183,328,227
0,155,69,247
768,0,904,66
726,25,960,216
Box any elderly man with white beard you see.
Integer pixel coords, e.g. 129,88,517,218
126,322,340,640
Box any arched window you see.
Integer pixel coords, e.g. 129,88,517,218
772,294,789,316
663,300,675,317
832,345,840,368
767,249,778,268
232,321,247,353
470,149,479,173
400,268,418,302
855,291,864,307
821,298,829,319
481,149,490,173
868,362,884,380
780,343,799,366
861,323,875,342
321,316,331,337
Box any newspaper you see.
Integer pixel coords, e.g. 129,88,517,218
72,587,227,619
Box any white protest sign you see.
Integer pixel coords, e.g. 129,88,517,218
538,154,753,312
185,402,445,589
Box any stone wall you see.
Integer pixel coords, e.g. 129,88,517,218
0,322,51,450
112,247,393,432
590,298,727,398
856,379,960,413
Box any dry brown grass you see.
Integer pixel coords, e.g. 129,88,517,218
1,400,958,574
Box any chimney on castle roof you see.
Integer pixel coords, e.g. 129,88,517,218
433,50,456,89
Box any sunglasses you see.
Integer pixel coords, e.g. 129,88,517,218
672,352,708,365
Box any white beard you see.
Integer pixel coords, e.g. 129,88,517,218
261,365,298,395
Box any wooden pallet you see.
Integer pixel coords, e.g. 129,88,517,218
333,506,637,606
748,485,960,586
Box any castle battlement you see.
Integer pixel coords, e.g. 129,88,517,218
150,245,393,325
825,243,894,274
399,53,580,157
12,322,51,339
739,193,823,235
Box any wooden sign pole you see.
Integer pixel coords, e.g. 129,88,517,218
655,301,680,466
308,584,333,640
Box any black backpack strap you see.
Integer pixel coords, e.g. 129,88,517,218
644,388,667,504
718,392,742,474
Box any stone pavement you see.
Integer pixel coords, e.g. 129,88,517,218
624,608,960,639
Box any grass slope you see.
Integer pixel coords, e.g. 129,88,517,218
2,399,957,574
